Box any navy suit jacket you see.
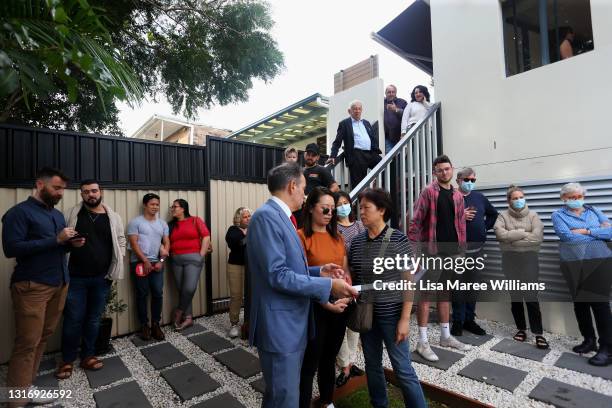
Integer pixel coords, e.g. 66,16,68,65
247,199,331,353
330,117,382,166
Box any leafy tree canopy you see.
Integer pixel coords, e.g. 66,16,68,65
1,0,284,135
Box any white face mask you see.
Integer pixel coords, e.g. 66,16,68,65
336,203,352,218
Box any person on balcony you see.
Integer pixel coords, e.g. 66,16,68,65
494,185,548,349
298,187,350,408
168,199,210,331
225,207,251,338
400,85,431,137
383,84,408,153
334,190,366,387
57,180,126,380
326,100,382,189
128,193,170,341
451,168,497,337
408,155,469,362
552,182,612,367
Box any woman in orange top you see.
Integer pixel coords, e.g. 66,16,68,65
298,187,351,408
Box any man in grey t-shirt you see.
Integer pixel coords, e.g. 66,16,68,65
127,193,170,341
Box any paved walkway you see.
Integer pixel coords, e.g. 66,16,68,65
1,312,611,407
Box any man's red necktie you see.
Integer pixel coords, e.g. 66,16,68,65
290,214,298,229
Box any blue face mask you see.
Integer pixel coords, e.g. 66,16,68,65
565,199,584,209
460,181,475,193
512,198,526,209
336,204,352,218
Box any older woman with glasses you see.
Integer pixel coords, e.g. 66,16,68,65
552,182,612,367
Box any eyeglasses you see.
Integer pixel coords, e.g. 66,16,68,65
462,178,476,183
320,207,335,215
169,205,182,209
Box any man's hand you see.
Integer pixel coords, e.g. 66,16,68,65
320,263,344,279
331,279,358,298
325,158,335,166
465,208,476,221
69,237,86,247
143,260,154,274
571,228,590,235
57,227,76,244
395,317,410,344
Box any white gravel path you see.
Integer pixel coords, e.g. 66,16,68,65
1,311,611,408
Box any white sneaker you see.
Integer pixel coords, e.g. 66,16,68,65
29,385,59,404
228,325,240,338
416,341,439,361
440,335,470,351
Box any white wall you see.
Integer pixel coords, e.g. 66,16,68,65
430,0,612,187
326,78,385,155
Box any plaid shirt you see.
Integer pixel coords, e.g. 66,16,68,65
408,180,467,255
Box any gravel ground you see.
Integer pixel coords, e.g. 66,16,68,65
1,311,611,408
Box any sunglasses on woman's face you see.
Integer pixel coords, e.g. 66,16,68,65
321,207,335,215
463,178,476,183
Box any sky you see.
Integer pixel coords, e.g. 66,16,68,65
117,0,431,136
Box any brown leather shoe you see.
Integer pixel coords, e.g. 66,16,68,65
151,322,165,341
140,324,151,340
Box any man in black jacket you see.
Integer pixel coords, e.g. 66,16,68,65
326,100,382,189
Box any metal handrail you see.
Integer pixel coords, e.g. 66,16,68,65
345,102,442,232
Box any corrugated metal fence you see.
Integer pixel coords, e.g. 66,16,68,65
479,176,612,300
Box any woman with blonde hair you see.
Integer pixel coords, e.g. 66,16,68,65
225,206,252,337
494,185,548,349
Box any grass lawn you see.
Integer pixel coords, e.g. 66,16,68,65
335,383,448,408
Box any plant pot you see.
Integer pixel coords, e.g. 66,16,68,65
95,317,113,355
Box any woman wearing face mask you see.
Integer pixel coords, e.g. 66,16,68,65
552,182,612,366
225,207,252,338
494,185,548,349
400,85,431,136
297,187,351,408
334,191,366,387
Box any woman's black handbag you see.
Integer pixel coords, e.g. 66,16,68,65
347,228,394,333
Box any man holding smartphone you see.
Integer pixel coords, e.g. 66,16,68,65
2,167,84,406
56,180,126,380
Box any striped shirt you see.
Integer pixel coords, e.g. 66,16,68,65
349,226,415,317
338,221,366,253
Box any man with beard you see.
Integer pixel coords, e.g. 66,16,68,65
2,167,84,407
303,143,339,196
55,180,126,380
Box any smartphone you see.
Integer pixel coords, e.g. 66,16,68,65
69,232,89,240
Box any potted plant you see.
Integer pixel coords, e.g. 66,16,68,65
95,281,128,354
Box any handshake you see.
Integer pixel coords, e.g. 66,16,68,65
319,263,359,299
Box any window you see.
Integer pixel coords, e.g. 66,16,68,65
501,0,594,76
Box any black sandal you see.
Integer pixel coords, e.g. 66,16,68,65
535,335,549,350
513,330,527,342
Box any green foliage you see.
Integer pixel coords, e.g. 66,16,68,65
2,0,284,134
0,0,144,125
103,281,128,318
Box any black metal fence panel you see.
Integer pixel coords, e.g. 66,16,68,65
0,125,207,189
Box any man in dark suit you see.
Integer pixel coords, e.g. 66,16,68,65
247,163,357,407
326,100,382,189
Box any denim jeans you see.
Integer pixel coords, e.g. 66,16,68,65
132,263,164,325
61,275,111,362
361,312,426,408
452,249,483,323
172,253,204,316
